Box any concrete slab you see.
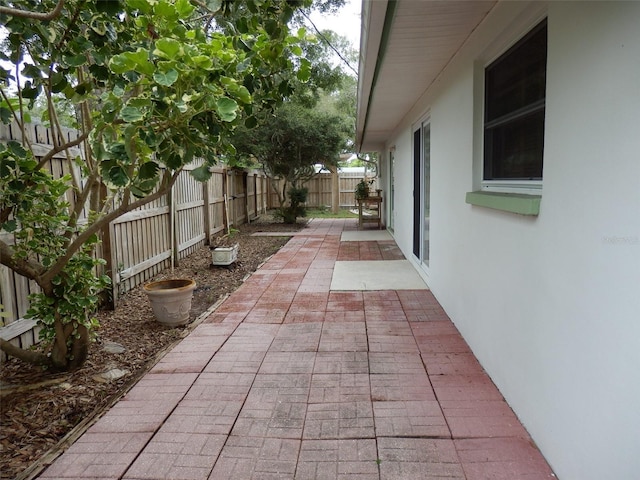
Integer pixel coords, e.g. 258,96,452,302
330,260,428,291
340,230,393,242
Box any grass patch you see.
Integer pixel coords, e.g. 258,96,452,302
305,207,358,218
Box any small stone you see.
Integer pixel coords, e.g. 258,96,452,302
103,341,126,354
93,368,130,383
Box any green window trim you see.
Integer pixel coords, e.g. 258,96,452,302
465,191,541,216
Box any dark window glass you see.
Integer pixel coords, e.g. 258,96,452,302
484,20,547,181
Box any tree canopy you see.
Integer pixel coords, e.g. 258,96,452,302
0,0,312,371
233,101,350,211
230,19,357,222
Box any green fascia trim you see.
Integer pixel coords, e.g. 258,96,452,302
465,191,541,216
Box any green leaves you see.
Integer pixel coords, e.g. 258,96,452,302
62,54,87,68
138,161,159,179
21,82,40,100
107,165,129,186
175,0,195,18
109,49,154,76
6,140,29,159
126,50,155,76
2,220,18,233
153,69,178,86
119,106,145,122
191,55,213,69
206,0,223,12
234,86,252,104
154,1,180,21
109,54,135,74
191,164,212,182
0,97,21,124
297,58,312,82
154,38,182,59
216,97,238,122
128,0,152,14
220,76,252,104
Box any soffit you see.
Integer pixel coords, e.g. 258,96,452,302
357,0,496,152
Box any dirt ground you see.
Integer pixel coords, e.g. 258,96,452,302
0,214,305,480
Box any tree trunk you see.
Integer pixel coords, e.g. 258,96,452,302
0,321,90,371
49,320,89,371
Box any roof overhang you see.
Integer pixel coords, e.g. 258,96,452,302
356,0,496,152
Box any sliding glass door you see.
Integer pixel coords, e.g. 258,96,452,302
413,119,430,268
389,149,395,231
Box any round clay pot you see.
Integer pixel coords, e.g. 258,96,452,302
143,279,196,326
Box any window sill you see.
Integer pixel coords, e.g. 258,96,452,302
465,191,541,216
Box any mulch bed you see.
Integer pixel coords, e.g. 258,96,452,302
0,214,305,480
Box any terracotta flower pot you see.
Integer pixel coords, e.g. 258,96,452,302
143,278,196,326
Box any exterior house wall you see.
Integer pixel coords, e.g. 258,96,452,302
384,2,640,479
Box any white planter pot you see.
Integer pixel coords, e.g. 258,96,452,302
211,243,239,266
143,278,196,327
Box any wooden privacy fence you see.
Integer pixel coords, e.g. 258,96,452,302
269,170,379,209
0,122,270,358
0,122,376,358
108,166,269,297
1,165,269,358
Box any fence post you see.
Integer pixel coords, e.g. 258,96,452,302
229,169,235,227
222,168,229,234
168,185,179,268
331,166,340,213
203,178,210,245
263,175,268,211
242,171,249,223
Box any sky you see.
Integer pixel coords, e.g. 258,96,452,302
308,0,362,49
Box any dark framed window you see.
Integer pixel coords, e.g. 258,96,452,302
484,20,547,181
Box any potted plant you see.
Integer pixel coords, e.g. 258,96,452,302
355,178,373,200
210,228,239,266
143,278,197,327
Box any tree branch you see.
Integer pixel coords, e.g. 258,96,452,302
0,238,47,285
64,174,96,242
40,170,180,285
0,0,65,21
0,338,49,366
36,131,90,171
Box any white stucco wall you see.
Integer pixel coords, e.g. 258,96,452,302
385,2,640,479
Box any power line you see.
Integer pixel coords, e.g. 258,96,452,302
300,10,358,77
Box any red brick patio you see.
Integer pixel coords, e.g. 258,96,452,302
39,218,556,479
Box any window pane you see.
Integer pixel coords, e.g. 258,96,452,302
484,109,544,180
483,19,547,182
486,22,547,123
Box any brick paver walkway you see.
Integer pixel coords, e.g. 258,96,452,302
40,218,556,479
